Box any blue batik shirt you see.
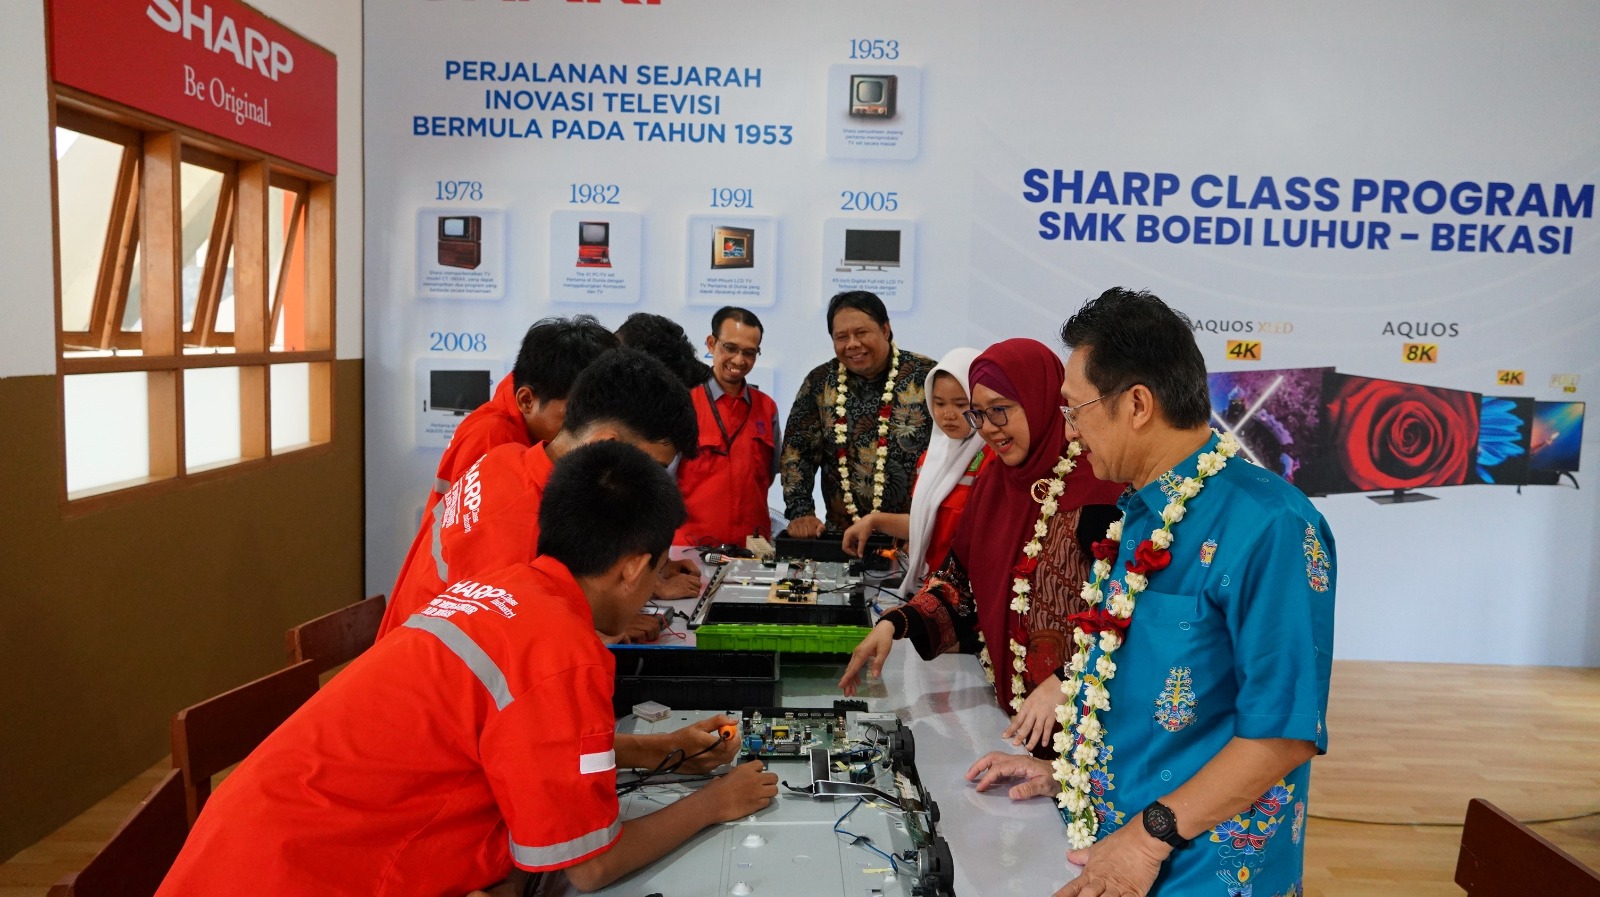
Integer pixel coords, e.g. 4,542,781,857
1070,433,1335,897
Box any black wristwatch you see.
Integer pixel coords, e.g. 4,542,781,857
1141,801,1189,850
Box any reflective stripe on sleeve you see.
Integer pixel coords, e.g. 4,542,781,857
579,749,615,775
509,820,620,869
403,614,514,710
430,504,450,583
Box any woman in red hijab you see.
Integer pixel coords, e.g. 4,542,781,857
840,338,1125,752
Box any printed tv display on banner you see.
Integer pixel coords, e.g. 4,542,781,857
1206,368,1331,490
1471,396,1534,486
1529,401,1586,473
1310,374,1482,494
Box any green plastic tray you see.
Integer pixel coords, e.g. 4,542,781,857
694,623,872,653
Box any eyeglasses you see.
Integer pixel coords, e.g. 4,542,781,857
962,404,1014,429
715,342,760,361
1060,387,1128,429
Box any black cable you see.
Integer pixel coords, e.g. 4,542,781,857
615,730,733,796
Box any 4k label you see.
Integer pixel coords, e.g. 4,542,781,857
1496,370,1525,386
1225,340,1262,361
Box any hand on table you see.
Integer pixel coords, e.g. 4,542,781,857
692,759,778,822
838,620,895,696
840,514,877,557
670,714,741,773
785,515,826,539
1004,674,1067,751
617,612,663,644
654,557,702,600
1054,819,1170,897
964,750,1059,801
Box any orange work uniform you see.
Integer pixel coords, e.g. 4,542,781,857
429,374,529,513
675,380,779,548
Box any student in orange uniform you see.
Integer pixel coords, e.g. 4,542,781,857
675,307,781,548
157,442,780,897
430,315,617,511
380,348,699,640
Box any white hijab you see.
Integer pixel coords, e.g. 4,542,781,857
900,347,984,597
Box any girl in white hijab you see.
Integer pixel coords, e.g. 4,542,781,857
842,347,990,598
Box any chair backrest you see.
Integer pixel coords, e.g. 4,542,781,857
45,769,188,897
286,594,387,675
1455,798,1600,897
170,659,319,824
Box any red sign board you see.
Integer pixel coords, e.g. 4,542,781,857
50,0,338,175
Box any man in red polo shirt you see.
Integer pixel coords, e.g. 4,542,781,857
158,442,780,897
676,306,781,548
430,316,616,511
381,349,700,640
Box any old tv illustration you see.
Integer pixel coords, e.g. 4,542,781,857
436,215,482,269
576,220,611,268
711,226,755,269
841,228,901,270
848,74,898,118
429,369,492,416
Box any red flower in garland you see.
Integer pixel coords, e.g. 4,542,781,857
1124,541,1172,575
836,448,848,460
1066,608,1132,637
879,406,893,419
1012,556,1039,578
877,436,889,448
1091,538,1120,561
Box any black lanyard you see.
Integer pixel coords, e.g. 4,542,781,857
703,383,751,454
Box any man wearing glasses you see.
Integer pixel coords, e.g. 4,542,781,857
675,306,781,548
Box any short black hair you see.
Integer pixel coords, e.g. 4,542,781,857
615,312,714,388
1058,288,1211,429
511,315,619,401
562,348,699,459
537,440,686,577
825,290,890,334
711,306,764,338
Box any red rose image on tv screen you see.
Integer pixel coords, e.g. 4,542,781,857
1325,376,1480,490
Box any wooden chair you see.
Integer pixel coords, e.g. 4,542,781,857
286,593,387,675
1455,798,1600,896
170,659,319,824
45,769,187,897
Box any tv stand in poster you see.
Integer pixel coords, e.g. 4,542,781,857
1368,488,1439,505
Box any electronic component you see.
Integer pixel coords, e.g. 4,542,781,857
632,700,670,722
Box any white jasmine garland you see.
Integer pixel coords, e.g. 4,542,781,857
835,344,902,521
1054,431,1238,849
999,445,1083,715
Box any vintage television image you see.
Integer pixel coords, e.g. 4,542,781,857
1206,368,1332,491
429,369,492,416
711,225,755,269
1470,396,1534,486
1528,401,1585,474
840,228,901,270
1307,373,1482,496
576,220,612,268
848,73,898,118
436,214,482,269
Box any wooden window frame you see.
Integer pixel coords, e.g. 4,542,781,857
50,89,337,515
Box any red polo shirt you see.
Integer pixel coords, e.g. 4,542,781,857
430,374,530,512
382,442,554,638
157,556,620,897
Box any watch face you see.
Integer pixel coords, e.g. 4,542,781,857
1144,802,1181,843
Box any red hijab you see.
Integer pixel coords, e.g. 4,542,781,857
951,338,1125,666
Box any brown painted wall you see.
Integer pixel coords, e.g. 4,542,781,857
0,359,365,861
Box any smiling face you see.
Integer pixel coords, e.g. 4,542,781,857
969,383,1030,466
1062,347,1125,482
830,308,893,378
928,372,973,441
706,319,762,394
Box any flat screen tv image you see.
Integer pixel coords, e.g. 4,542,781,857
436,214,482,269
1312,374,1481,494
1529,401,1585,473
848,74,897,118
1206,368,1331,491
576,220,611,268
1470,396,1533,486
429,369,491,416
712,226,755,269
842,228,901,270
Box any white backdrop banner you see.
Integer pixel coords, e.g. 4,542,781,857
364,0,1599,666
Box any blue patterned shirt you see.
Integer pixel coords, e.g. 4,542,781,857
1072,433,1335,897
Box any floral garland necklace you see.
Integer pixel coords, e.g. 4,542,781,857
1052,431,1241,849
976,441,1083,711
834,343,902,521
